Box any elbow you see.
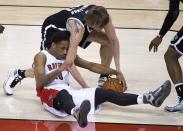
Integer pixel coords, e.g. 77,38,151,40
36,82,44,88
36,80,46,88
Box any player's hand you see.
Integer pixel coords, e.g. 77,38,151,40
149,36,163,52
58,60,73,72
117,71,127,90
64,59,74,68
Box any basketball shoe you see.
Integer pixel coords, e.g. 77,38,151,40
143,80,171,107
73,100,91,128
3,68,24,95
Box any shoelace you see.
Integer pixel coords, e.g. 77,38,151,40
10,76,23,88
175,96,182,106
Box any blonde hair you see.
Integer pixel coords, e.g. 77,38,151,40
85,6,109,28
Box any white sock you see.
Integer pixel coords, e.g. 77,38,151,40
137,95,144,104
175,83,183,87
71,107,76,115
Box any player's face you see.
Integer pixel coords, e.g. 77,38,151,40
54,41,69,59
91,24,103,31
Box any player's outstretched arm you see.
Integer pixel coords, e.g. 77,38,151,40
63,19,85,68
74,55,119,75
149,0,180,52
75,55,127,88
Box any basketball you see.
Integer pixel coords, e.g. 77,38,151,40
103,78,126,92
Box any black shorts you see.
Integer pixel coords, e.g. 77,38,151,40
170,27,183,55
40,10,91,50
40,11,70,50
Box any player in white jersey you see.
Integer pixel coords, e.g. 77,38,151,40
34,31,171,128
3,5,126,95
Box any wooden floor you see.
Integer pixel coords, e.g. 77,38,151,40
0,0,183,130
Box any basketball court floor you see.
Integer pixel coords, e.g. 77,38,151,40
0,0,183,130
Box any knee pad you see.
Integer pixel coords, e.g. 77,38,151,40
53,89,71,110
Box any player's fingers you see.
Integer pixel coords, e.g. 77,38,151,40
117,77,121,84
153,45,157,52
149,43,153,52
154,45,158,52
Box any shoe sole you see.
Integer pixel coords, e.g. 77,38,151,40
3,69,15,96
154,80,171,107
78,100,91,128
164,108,183,113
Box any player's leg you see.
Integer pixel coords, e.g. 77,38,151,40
53,89,91,128
87,31,113,86
164,47,182,84
164,33,183,112
95,80,171,108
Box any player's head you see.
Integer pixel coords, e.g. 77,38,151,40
85,6,109,31
49,31,70,59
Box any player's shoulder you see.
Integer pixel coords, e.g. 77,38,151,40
34,51,46,61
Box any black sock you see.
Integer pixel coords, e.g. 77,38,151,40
18,69,26,78
99,74,109,78
175,84,183,99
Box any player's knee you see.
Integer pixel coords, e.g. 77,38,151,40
164,47,178,62
53,89,73,111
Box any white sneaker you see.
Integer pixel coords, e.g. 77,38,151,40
3,68,22,95
164,97,183,112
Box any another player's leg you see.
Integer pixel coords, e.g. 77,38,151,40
95,80,171,108
87,31,113,86
3,68,34,95
53,90,91,128
164,39,183,112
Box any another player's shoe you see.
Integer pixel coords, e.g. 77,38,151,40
73,100,91,128
98,76,109,87
164,97,183,112
143,80,171,107
3,68,23,95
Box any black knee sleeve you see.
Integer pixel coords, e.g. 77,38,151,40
95,88,138,108
53,89,75,115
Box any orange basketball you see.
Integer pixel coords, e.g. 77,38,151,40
103,78,126,92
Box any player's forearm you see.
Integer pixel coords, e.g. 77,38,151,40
65,34,80,65
69,65,89,88
65,45,78,64
36,69,61,87
159,0,180,37
88,62,119,75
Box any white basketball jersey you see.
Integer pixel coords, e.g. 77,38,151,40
41,50,70,89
